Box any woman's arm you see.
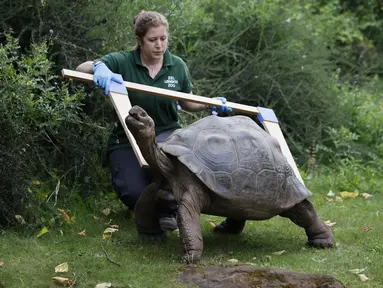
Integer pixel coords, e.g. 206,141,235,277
76,61,94,74
179,97,208,112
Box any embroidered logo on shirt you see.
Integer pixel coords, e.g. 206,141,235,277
164,76,178,88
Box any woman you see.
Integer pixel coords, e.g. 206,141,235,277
76,11,231,231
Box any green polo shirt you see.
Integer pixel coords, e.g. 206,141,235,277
99,49,193,151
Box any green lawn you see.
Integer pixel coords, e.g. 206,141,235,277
0,191,382,288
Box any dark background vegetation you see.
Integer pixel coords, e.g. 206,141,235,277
1,0,382,228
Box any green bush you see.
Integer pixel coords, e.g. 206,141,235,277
0,34,112,227
318,80,383,168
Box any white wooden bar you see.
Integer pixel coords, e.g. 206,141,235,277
108,91,150,168
62,69,259,114
261,121,304,183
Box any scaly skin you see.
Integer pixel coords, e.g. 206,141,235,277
134,182,163,235
177,192,203,264
280,199,334,248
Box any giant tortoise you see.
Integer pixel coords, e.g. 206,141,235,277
125,106,334,263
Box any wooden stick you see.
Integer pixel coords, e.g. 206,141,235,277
101,246,121,266
62,69,259,114
108,90,149,168
261,121,304,183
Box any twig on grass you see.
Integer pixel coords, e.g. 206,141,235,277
101,245,121,266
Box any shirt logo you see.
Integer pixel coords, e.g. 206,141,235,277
164,76,178,88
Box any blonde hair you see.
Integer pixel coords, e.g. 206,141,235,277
133,11,169,39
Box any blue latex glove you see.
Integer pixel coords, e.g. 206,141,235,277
93,62,123,95
210,96,233,116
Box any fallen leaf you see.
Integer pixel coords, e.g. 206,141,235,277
15,215,26,225
52,277,74,287
349,268,367,274
228,258,239,263
358,274,369,282
93,215,100,220
105,219,112,225
324,197,333,202
168,228,180,237
339,205,345,208
362,226,373,232
327,190,335,197
31,180,41,185
102,233,111,240
311,257,327,263
324,220,337,228
245,262,257,266
78,230,86,236
95,283,112,288
109,225,119,229
335,196,343,202
102,208,111,216
271,250,285,256
362,193,373,200
37,226,49,238
102,227,118,239
55,262,69,273
58,209,71,224
103,227,118,234
209,221,216,229
339,191,359,199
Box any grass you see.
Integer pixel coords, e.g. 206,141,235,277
0,185,382,288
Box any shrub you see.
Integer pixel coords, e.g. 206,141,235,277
0,34,112,227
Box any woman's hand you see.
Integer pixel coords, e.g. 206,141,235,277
93,62,123,95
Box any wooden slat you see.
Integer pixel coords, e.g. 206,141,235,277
108,91,149,168
62,69,259,114
261,121,304,184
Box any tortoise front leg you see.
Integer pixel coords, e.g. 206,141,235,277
134,183,164,238
178,192,203,264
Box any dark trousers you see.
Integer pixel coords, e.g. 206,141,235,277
108,129,177,216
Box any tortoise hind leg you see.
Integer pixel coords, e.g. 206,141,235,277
135,183,165,240
213,218,246,234
279,199,334,248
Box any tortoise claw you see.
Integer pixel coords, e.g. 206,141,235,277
181,250,202,264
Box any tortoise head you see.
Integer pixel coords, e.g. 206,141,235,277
125,106,155,141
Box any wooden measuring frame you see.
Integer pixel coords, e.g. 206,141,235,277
62,69,304,184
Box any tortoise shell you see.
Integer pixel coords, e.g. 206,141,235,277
160,115,311,209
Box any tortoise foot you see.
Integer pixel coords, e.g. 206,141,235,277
307,223,334,248
213,218,245,234
181,250,202,264
159,216,178,232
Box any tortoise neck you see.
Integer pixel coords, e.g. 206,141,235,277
137,137,174,178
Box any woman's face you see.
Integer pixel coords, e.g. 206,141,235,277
139,25,168,61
